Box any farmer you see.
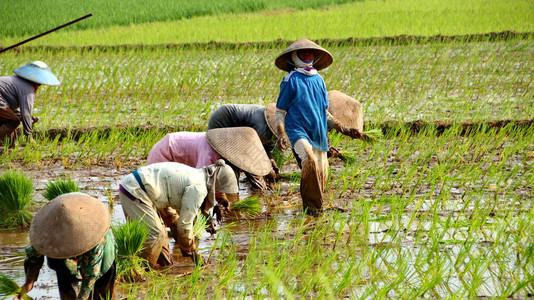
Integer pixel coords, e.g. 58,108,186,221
117,160,239,269
147,131,221,167
274,38,333,217
0,61,60,145
20,193,116,300
146,127,272,193
207,104,280,190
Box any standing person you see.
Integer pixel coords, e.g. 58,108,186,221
0,61,60,145
208,104,280,190
20,193,116,300
274,38,333,217
117,160,239,269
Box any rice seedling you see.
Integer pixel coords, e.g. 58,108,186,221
0,170,34,228
230,197,262,218
193,213,208,239
111,220,150,282
42,177,80,200
0,272,31,300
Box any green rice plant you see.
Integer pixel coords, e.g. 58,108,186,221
111,219,150,282
360,128,384,144
0,170,34,228
230,197,262,218
42,177,80,200
0,272,32,300
193,213,208,239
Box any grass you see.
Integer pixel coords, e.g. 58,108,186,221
42,177,80,200
0,0,362,39
0,171,34,228
0,0,532,298
0,38,531,169
1,0,532,46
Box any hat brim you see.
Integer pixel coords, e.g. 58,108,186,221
206,127,272,176
13,64,60,86
275,39,333,71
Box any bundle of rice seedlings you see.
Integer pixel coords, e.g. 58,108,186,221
360,128,384,144
111,220,150,282
230,197,262,218
0,170,34,228
0,272,32,300
193,213,208,239
42,177,80,200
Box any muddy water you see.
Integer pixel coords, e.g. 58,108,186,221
0,168,285,299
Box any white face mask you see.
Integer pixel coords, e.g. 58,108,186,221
291,51,313,68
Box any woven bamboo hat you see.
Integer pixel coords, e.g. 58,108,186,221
264,103,278,137
29,192,110,258
328,90,364,132
206,127,272,176
275,38,333,72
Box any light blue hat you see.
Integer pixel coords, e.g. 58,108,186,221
13,61,60,86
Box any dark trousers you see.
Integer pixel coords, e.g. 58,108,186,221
0,107,20,143
49,259,117,300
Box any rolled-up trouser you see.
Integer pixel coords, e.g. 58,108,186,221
293,139,328,216
118,185,173,269
0,107,21,142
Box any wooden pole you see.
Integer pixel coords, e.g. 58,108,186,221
0,14,92,53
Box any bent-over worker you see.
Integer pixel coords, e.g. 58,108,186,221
117,160,239,269
20,193,116,300
0,61,60,145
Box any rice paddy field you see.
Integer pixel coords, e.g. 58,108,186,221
0,0,533,298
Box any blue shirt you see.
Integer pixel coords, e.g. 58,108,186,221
276,71,329,151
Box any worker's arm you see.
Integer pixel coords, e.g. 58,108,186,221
20,245,44,296
176,183,205,265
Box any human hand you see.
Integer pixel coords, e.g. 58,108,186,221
340,126,362,139
270,159,280,175
277,136,289,152
18,281,34,299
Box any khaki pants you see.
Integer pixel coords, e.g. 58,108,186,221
293,139,328,216
118,189,173,269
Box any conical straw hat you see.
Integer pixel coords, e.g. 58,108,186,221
206,127,272,176
275,38,333,72
29,192,110,258
328,90,364,132
13,61,60,86
264,103,278,137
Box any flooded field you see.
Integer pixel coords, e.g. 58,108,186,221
0,163,297,299
1,125,533,298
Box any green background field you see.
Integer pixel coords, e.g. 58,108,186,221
1,0,532,46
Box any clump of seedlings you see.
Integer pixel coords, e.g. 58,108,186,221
112,219,150,282
0,272,31,300
0,170,34,228
230,197,262,218
360,128,384,144
42,177,80,200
